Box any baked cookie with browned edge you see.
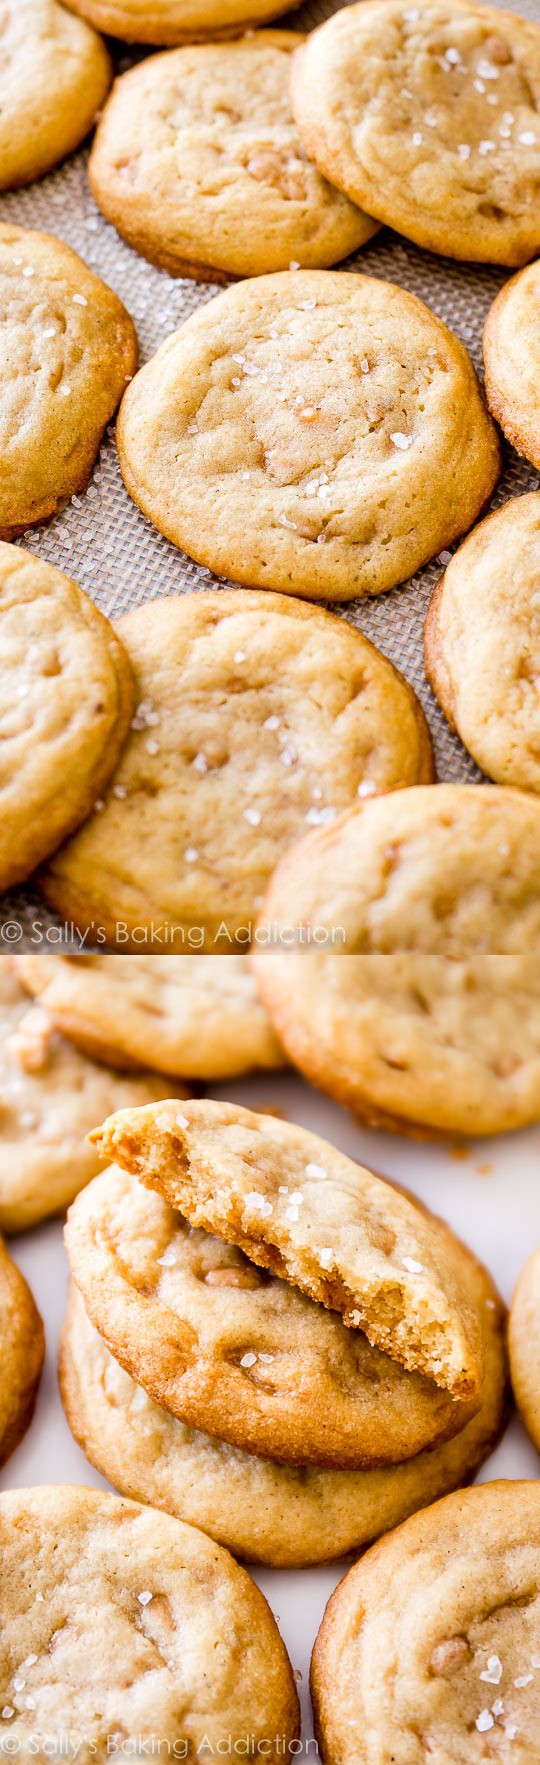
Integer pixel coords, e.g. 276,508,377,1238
64,1162,486,1468
509,1245,540,1454
292,0,540,266
311,1481,540,1759
0,0,111,191
0,1237,44,1467
89,36,376,282
252,955,540,1139
91,1099,487,1401
16,953,284,1080
484,260,540,468
0,958,184,1234
59,1273,508,1568
38,589,434,950
425,495,540,793
117,271,500,602
255,784,540,954
0,546,134,891
0,223,137,538
63,0,301,41
0,1486,299,1751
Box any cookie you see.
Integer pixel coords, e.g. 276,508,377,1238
256,783,540,955
0,1485,299,1753
38,589,434,950
291,0,540,267
16,954,284,1079
0,959,184,1234
0,223,137,539
59,1274,507,1569
509,1246,540,1454
0,546,134,890
252,955,540,1139
0,1,111,192
89,36,376,284
65,1164,484,1468
0,1237,44,1467
425,495,540,794
484,260,540,468
91,1100,486,1401
63,0,301,42
311,1481,540,1761
116,270,500,602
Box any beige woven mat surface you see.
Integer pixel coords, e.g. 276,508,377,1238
1,0,538,945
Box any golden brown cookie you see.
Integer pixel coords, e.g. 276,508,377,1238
256,784,540,955
0,546,134,891
484,260,540,468
0,959,185,1234
0,223,137,539
63,0,301,42
0,1485,299,1754
38,589,433,950
311,1481,540,1761
252,955,540,1139
89,36,376,282
92,1100,486,1401
15,953,284,1079
0,1,111,192
0,1237,44,1467
509,1245,540,1454
292,0,540,266
59,1274,508,1569
64,1164,483,1468
116,271,500,602
425,495,540,793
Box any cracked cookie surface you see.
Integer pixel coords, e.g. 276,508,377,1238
292,0,540,266
0,960,182,1234
252,954,540,1138
484,260,540,468
62,0,301,42
509,1246,540,1456
0,1236,44,1467
60,1276,507,1568
311,1481,540,1763
91,1100,486,1402
0,1485,299,1756
89,35,375,282
0,223,137,539
64,1167,479,1469
425,495,540,793
16,953,283,1079
0,0,111,191
0,546,134,890
257,784,540,955
116,270,500,602
38,589,433,949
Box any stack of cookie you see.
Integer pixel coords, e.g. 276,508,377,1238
61,1099,508,1568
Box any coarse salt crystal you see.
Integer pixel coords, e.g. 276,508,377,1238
480,1656,503,1685
184,848,199,863
319,1249,333,1268
193,752,208,772
457,143,471,160
245,1192,273,1217
476,1711,494,1732
306,1163,327,1180
244,807,262,826
137,1592,153,1606
240,1352,257,1368
519,131,536,145
264,715,280,731
234,649,247,662
403,1256,424,1274
514,1675,533,1688
73,293,88,305
391,432,412,450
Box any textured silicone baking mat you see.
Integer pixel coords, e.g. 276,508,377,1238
2,0,538,945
